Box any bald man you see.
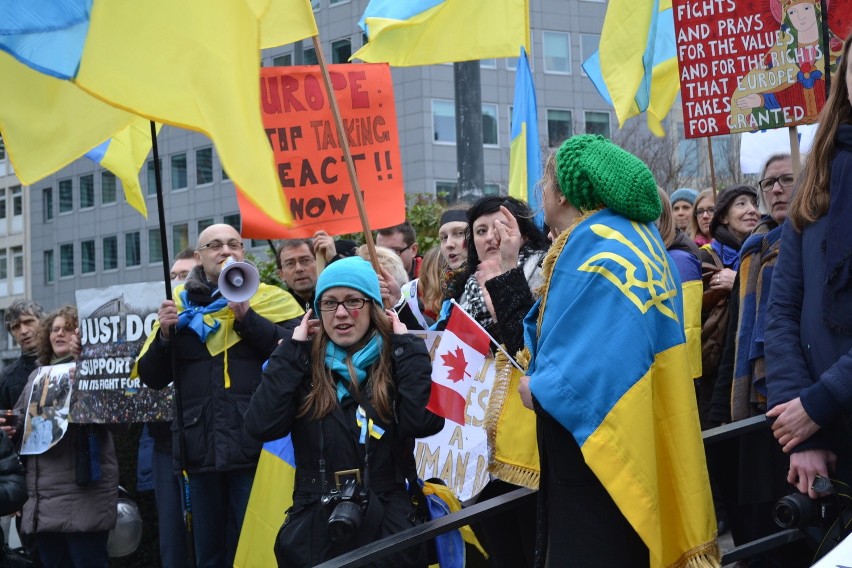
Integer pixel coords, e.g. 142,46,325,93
136,224,303,567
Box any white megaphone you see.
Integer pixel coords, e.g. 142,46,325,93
218,257,260,302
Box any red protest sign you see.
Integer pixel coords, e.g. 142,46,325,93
673,0,851,138
236,64,405,238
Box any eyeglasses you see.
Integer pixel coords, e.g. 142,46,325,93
695,207,716,217
50,325,73,334
282,256,316,270
757,174,795,192
387,244,412,256
197,239,244,252
317,298,371,312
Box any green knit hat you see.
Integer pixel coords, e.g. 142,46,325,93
555,135,661,223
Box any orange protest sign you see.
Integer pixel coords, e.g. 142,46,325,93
236,64,405,238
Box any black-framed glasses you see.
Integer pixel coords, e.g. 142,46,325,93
317,298,371,312
757,174,795,192
281,256,316,270
197,239,243,252
387,243,412,256
695,207,716,217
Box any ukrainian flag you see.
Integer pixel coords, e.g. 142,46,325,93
526,209,718,567
0,0,318,226
508,47,543,227
234,436,296,568
353,0,529,66
582,0,679,136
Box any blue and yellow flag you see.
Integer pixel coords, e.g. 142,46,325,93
582,0,679,136
0,0,318,226
235,435,296,568
353,0,529,66
526,209,718,568
508,47,543,227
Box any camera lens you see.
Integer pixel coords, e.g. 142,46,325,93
328,501,364,543
774,493,814,529
773,499,798,528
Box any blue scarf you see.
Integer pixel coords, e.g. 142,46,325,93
710,239,742,270
325,333,383,401
176,289,229,342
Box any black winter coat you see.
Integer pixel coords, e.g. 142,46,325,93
138,299,299,473
0,431,25,516
244,333,444,568
0,353,37,410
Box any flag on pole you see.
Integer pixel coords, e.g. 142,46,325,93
234,436,296,568
353,0,529,66
508,47,543,227
582,0,679,136
0,0,318,226
428,306,491,425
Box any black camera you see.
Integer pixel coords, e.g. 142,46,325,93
773,492,839,529
321,478,369,543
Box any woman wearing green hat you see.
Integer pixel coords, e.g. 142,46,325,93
244,256,444,567
516,135,719,567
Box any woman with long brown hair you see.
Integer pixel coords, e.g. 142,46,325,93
765,31,852,505
244,257,443,567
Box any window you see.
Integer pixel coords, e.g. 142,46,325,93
198,218,214,234
146,159,162,196
79,174,94,208
482,104,499,146
223,213,241,232
0,189,6,222
81,240,95,274
12,247,22,278
196,148,213,185
173,223,189,253
101,171,117,204
43,188,53,221
432,101,502,145
332,39,352,64
273,53,292,67
0,136,4,161
44,250,55,284
585,111,611,138
436,181,458,202
103,236,118,270
330,0,349,4
60,244,74,277
222,165,230,181
547,109,573,147
484,183,500,195
506,57,518,71
303,47,318,65
311,0,319,9
543,32,571,74
171,154,187,190
480,59,497,69
432,100,456,143
125,232,141,267
149,228,163,264
59,179,73,212
580,34,600,76
11,186,22,217
0,250,6,279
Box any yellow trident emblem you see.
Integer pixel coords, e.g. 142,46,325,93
578,221,680,322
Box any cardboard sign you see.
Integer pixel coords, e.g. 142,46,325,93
74,282,173,423
411,331,495,502
673,0,851,138
238,64,406,238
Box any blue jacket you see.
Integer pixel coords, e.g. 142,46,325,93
765,217,852,450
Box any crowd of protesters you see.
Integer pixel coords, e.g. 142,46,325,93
0,33,850,568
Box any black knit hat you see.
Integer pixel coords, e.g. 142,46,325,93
555,135,661,222
709,185,759,238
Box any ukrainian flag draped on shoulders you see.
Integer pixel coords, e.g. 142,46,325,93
132,282,303,380
526,208,718,568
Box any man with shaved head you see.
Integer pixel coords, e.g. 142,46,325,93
136,224,303,567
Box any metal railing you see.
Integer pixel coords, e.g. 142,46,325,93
316,414,800,567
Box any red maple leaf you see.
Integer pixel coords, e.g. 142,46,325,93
441,347,469,382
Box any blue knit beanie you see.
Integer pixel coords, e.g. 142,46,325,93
670,188,699,207
313,257,382,314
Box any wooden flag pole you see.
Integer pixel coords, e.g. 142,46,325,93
707,136,717,200
311,37,382,273
789,126,802,177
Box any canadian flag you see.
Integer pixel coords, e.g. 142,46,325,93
427,306,491,425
